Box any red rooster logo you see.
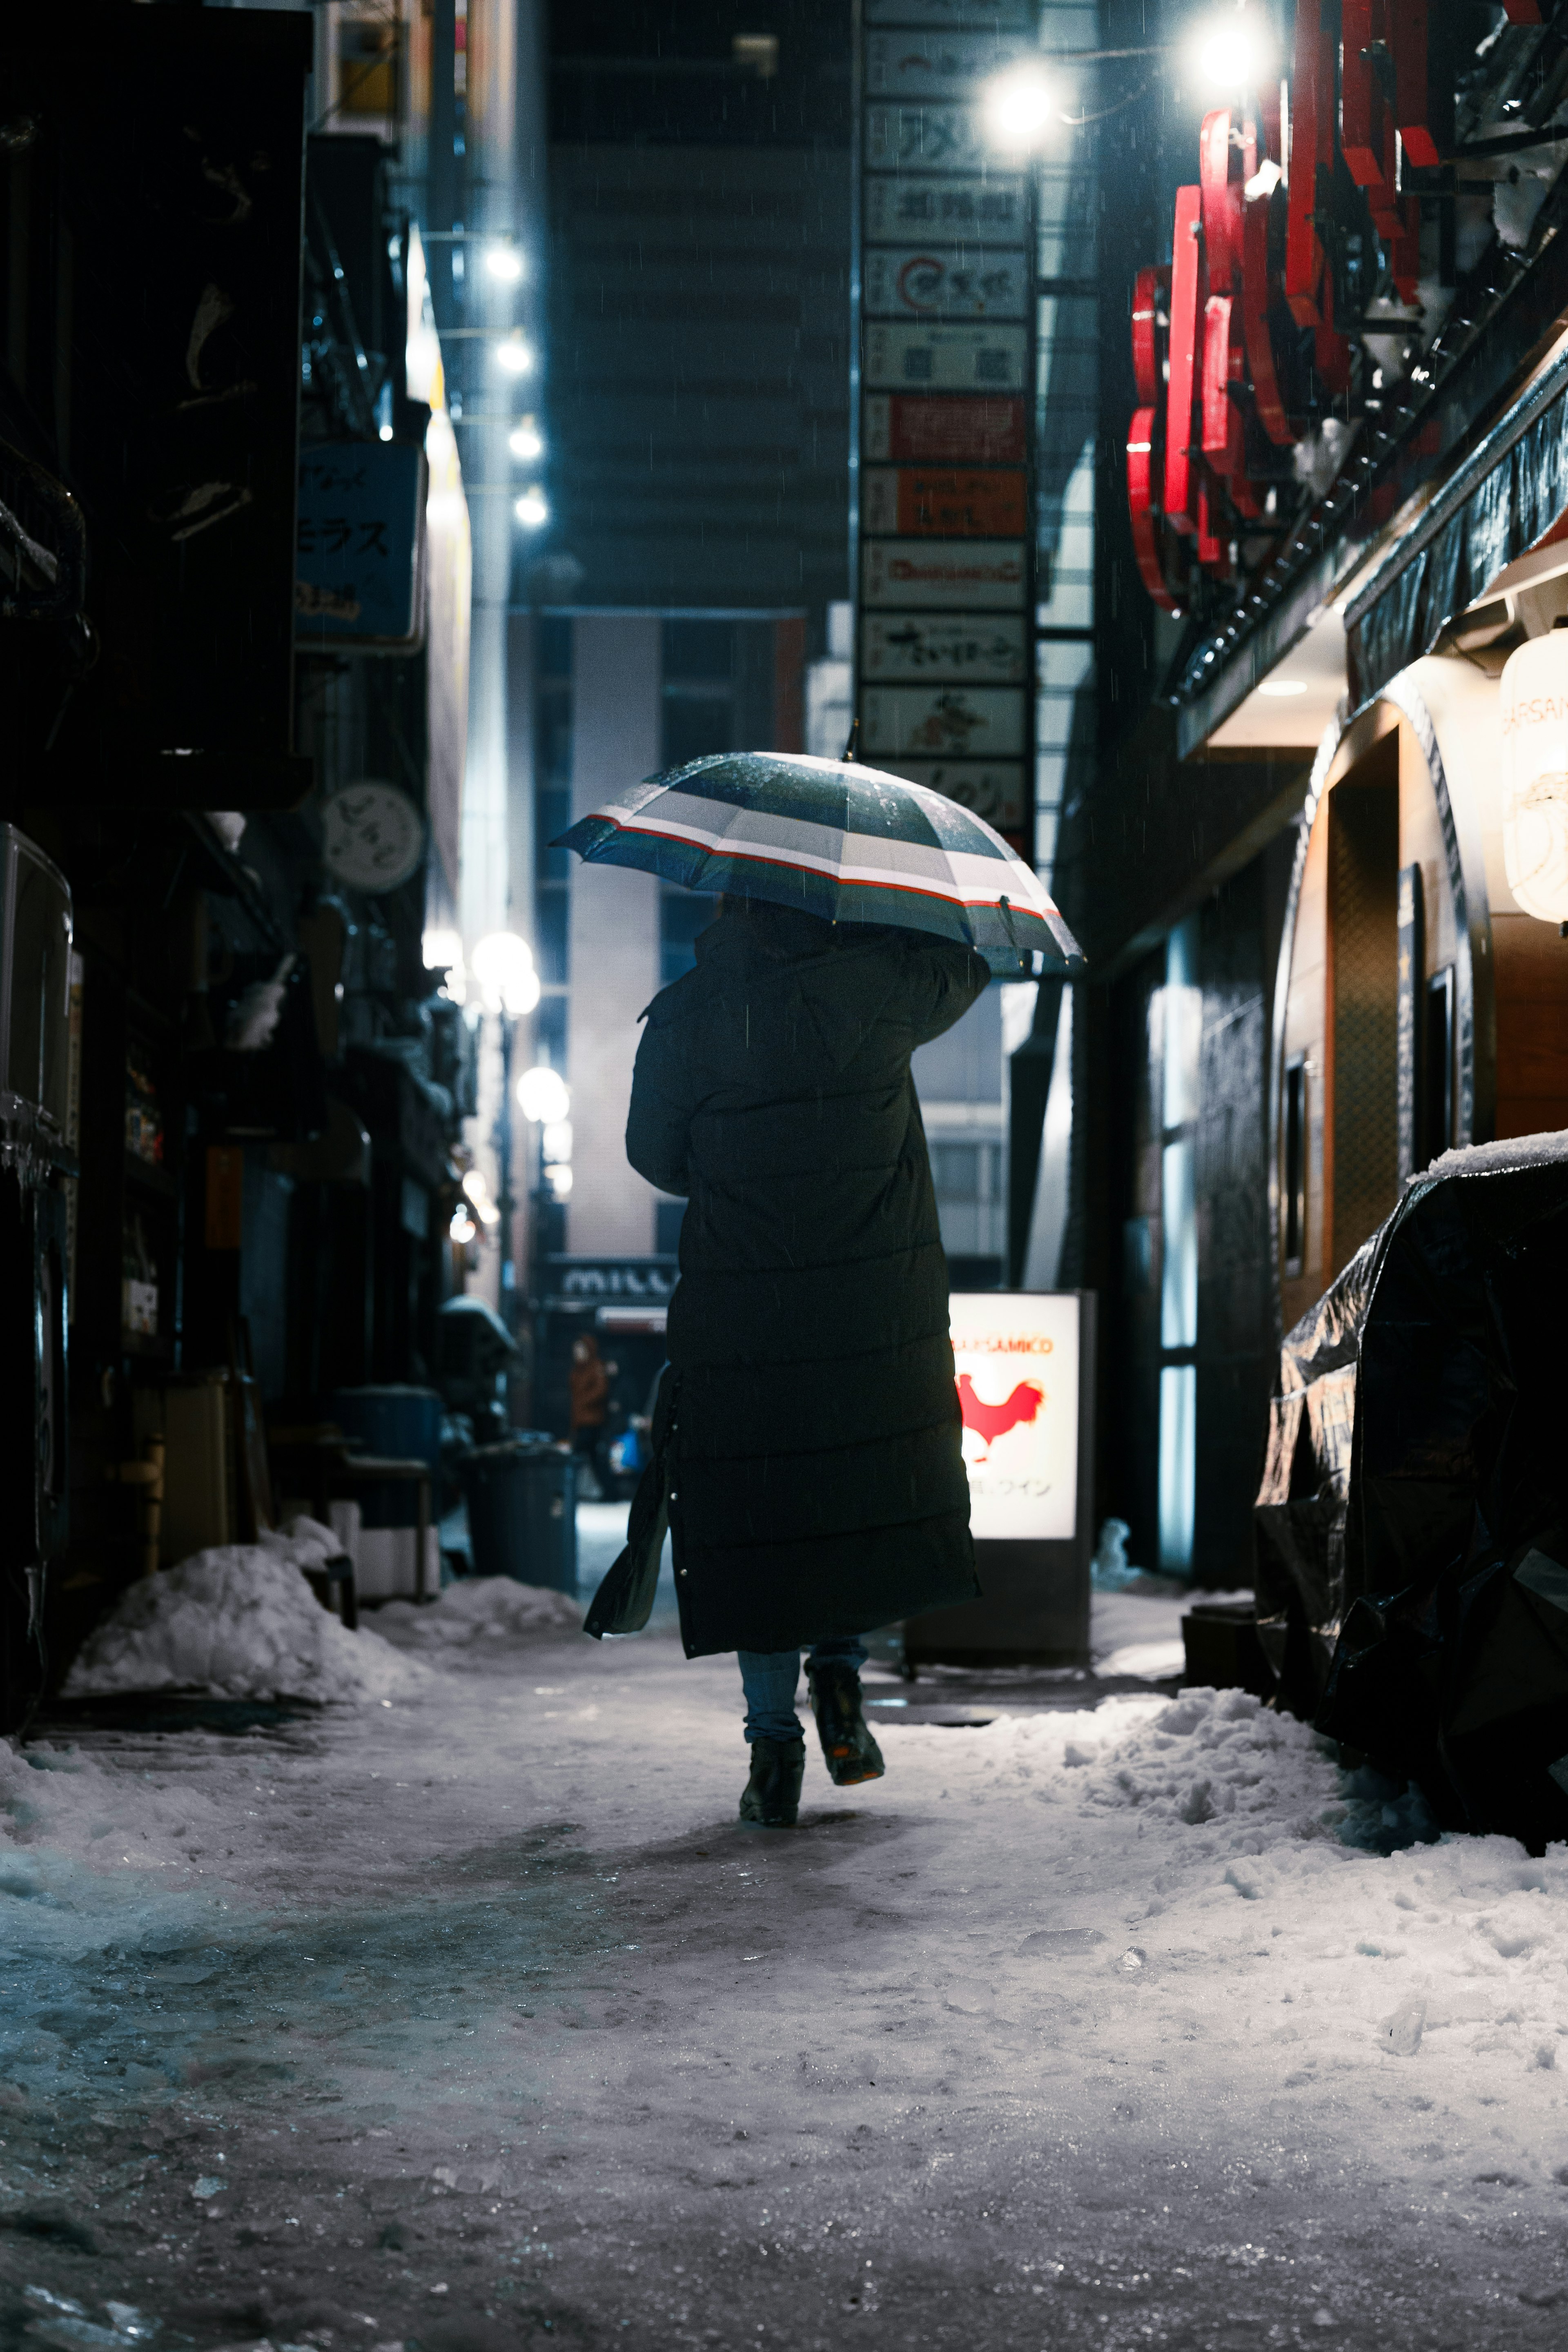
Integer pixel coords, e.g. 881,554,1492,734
957,1374,1044,1459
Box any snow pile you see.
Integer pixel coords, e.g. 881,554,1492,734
1076,1684,1341,1831
1421,1125,1568,1186
63,1524,431,1704
375,1574,581,1650
0,1736,243,1889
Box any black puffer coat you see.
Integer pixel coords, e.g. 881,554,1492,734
624,902,987,1656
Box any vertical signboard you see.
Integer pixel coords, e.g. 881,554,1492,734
854,0,1038,859
904,1291,1096,1668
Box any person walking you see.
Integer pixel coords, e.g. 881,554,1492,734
593,895,987,1826
568,1332,616,1500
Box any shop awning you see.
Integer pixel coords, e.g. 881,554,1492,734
1345,337,1568,705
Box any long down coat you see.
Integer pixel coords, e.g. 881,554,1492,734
624,901,987,1656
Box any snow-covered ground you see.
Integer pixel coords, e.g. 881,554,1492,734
1,1527,1566,2350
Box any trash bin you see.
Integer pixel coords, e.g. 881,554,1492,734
326,1385,442,1522
460,1437,577,1593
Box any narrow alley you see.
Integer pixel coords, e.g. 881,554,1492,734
2,1593,1565,2352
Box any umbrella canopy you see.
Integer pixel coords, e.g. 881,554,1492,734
551,751,1084,976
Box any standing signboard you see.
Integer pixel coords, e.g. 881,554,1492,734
853,0,1038,858
904,1290,1095,1666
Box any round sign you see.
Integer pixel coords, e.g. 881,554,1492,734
320,781,425,894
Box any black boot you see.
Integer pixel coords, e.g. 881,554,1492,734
807,1658,886,1788
739,1735,805,1827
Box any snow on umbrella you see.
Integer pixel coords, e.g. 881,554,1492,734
551,751,1084,976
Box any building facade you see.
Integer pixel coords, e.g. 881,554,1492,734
1050,0,1568,1586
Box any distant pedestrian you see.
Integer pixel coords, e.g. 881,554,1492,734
595,896,986,1826
568,1332,616,1500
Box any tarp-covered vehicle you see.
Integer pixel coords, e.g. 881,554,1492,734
1255,1135,1568,1851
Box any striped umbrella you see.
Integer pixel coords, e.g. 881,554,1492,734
552,751,1083,975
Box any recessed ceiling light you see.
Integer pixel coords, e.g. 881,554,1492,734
1258,679,1308,697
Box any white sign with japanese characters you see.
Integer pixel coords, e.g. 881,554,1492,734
950,1292,1080,1543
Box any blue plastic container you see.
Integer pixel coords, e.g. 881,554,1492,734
327,1385,442,1528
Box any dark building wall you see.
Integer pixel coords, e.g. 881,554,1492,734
541,0,851,622
1078,840,1295,1584
545,143,850,617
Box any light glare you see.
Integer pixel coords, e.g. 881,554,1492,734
508,422,544,461
518,1065,570,1124
485,245,524,283
982,62,1056,151
471,929,539,1016
422,926,463,973
1192,8,1270,90
514,488,549,529
495,336,534,376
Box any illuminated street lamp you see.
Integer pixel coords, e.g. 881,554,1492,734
421,925,467,1004
484,243,524,283
1190,4,1272,91
514,487,550,530
470,930,538,1328
495,334,535,376
517,1064,570,1125
508,420,544,462
517,1063,571,1311
470,928,539,1018
981,60,1058,152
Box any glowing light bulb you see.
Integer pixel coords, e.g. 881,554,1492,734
509,421,544,462
517,1065,570,1125
495,336,534,376
514,488,549,529
1192,7,1270,91
470,929,538,1017
485,245,524,283
981,62,1056,152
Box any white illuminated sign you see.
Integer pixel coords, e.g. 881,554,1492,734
950,1291,1079,1542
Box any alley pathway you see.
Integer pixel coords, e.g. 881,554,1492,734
2,1600,1566,2352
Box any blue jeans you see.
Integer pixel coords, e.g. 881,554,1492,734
738,1639,869,1744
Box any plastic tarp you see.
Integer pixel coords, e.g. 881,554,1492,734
1347,380,1568,705
1255,1132,1568,1850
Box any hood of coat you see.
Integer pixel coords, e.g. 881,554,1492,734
630,903,907,1077
692,904,913,1072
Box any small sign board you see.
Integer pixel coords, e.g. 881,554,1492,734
862,537,1027,610
864,321,1030,393
863,173,1029,243
859,612,1028,683
860,682,1028,759
864,392,1027,466
865,31,1026,97
864,247,1031,322
904,1292,1096,1668
863,465,1028,537
545,1254,679,1306
296,443,425,649
865,103,996,174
